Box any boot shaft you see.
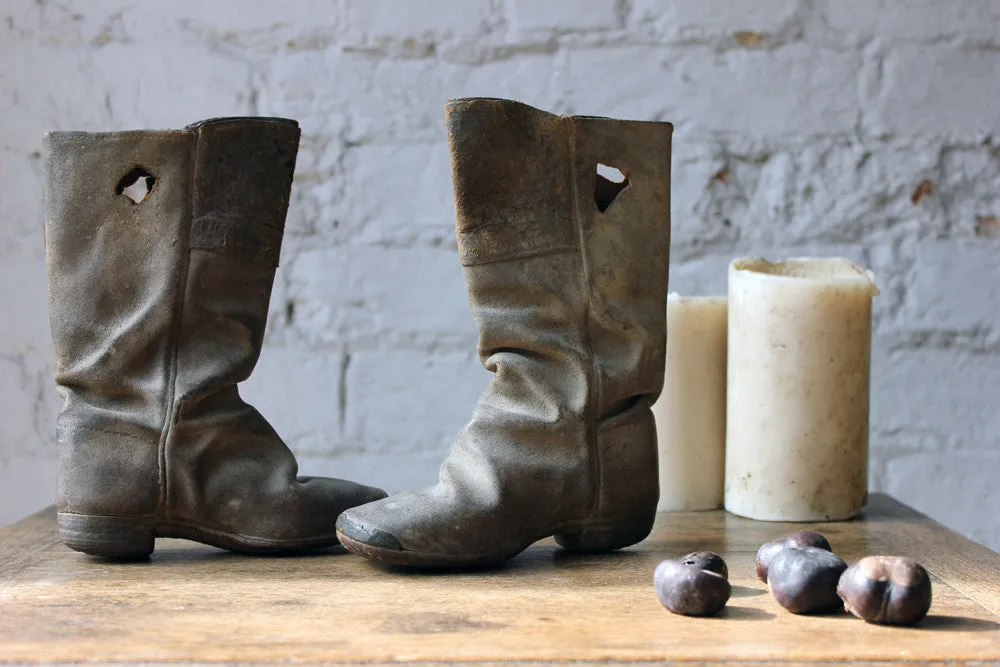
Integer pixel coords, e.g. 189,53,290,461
175,119,298,410
44,129,195,436
44,118,299,430
334,100,672,565
44,119,299,517
446,98,672,420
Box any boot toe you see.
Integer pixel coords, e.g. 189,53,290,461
336,512,403,551
302,477,388,514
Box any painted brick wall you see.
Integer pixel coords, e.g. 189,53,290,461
2,0,998,549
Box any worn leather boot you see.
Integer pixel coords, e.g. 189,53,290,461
337,98,672,567
44,117,385,558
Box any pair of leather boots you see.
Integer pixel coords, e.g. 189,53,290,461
43,98,673,568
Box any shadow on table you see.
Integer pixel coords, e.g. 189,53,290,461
718,605,776,621
917,614,1000,632
97,543,351,565
730,584,766,598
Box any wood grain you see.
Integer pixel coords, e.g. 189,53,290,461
0,494,997,665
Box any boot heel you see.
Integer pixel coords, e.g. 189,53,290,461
554,514,655,553
58,513,155,559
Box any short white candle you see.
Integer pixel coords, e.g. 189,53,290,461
653,294,727,512
725,257,878,522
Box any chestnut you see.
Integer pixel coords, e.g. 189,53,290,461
654,559,732,616
678,551,728,580
838,556,932,626
767,546,847,614
755,531,832,582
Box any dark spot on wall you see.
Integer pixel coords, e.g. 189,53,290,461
734,31,765,47
910,179,932,206
975,215,999,238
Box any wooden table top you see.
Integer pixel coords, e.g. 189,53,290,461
1,494,998,666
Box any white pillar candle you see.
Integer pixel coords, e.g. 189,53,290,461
724,257,878,522
654,294,728,512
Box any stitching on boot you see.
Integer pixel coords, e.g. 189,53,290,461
189,211,283,268
568,125,604,523
156,136,198,521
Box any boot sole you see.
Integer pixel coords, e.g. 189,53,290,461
58,512,344,559
336,513,655,568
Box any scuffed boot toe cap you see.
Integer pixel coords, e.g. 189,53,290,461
336,512,403,552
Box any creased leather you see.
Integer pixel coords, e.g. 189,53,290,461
44,118,384,551
337,98,672,566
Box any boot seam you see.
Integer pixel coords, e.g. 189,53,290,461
154,130,197,521
567,120,603,524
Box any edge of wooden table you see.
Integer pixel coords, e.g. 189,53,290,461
1,494,998,667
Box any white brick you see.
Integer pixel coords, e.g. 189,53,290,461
0,247,51,356
1,0,341,48
283,177,346,244
340,53,561,143
454,54,562,111
564,45,861,137
668,243,866,300
671,140,921,252
881,451,1000,550
823,0,1000,44
867,46,1000,140
902,239,1000,334
632,0,801,41
506,0,619,32
0,357,43,460
668,253,732,297
0,0,131,45
286,246,475,346
0,456,56,528
0,151,42,239
263,49,561,152
745,143,933,244
938,147,1000,237
297,450,444,495
341,0,493,39
3,0,1000,550
338,143,455,242
344,349,486,456
864,233,917,327
0,44,251,144
0,47,111,151
123,0,340,43
261,50,369,138
668,145,739,253
239,346,344,456
871,346,1000,447
87,43,254,129
562,46,673,121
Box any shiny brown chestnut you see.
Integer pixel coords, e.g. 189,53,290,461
838,556,932,626
679,551,728,580
755,531,833,582
654,560,732,616
768,546,847,614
